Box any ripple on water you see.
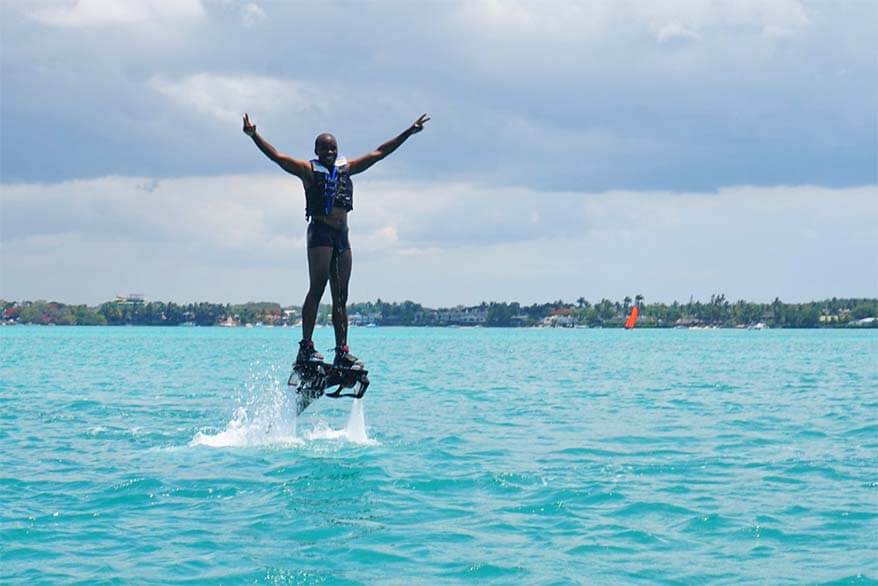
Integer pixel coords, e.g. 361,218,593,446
1,327,876,583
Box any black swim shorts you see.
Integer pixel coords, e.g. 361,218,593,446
307,221,351,253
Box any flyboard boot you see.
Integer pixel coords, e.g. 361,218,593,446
333,344,363,370
288,340,369,415
289,339,327,414
323,345,368,399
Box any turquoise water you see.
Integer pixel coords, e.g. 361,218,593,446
1,326,876,584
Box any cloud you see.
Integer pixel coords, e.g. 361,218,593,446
454,0,809,42
637,0,809,35
2,0,872,309
455,0,615,42
147,74,329,125
656,23,698,45
240,2,266,28
0,174,304,259
353,180,590,248
24,0,204,28
2,175,875,305
1,0,873,192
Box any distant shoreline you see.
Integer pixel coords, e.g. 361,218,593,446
2,296,876,329
3,323,876,330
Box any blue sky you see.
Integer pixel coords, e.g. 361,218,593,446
1,0,876,306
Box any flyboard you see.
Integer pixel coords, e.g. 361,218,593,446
288,358,369,415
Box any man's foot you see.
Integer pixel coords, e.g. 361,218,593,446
296,339,324,366
333,345,363,370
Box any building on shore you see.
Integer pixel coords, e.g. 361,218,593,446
114,293,145,304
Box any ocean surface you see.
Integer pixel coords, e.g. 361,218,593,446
1,326,876,584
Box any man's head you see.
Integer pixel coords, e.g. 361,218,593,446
314,133,338,168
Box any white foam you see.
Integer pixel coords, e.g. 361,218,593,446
190,405,301,448
190,361,375,448
298,400,377,445
301,419,348,441
190,361,299,448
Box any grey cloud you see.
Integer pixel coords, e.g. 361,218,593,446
656,23,699,46
0,175,305,268
1,0,875,191
24,0,205,28
1,175,875,305
355,181,591,248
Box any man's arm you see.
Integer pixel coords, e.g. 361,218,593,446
347,114,430,176
242,113,311,181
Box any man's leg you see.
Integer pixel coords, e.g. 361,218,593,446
302,246,333,342
329,248,352,349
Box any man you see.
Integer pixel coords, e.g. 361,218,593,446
243,112,430,369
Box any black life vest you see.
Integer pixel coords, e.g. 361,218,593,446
304,158,353,219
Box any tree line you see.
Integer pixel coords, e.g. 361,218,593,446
3,296,875,328
1,300,286,327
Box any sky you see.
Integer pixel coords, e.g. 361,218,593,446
1,0,876,307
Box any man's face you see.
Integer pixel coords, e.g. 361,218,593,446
315,134,338,168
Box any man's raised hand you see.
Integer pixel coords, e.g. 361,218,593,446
410,113,430,134
243,113,256,136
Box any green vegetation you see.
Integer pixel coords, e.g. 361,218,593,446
349,296,878,328
0,299,286,327
3,300,107,326
1,296,875,328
